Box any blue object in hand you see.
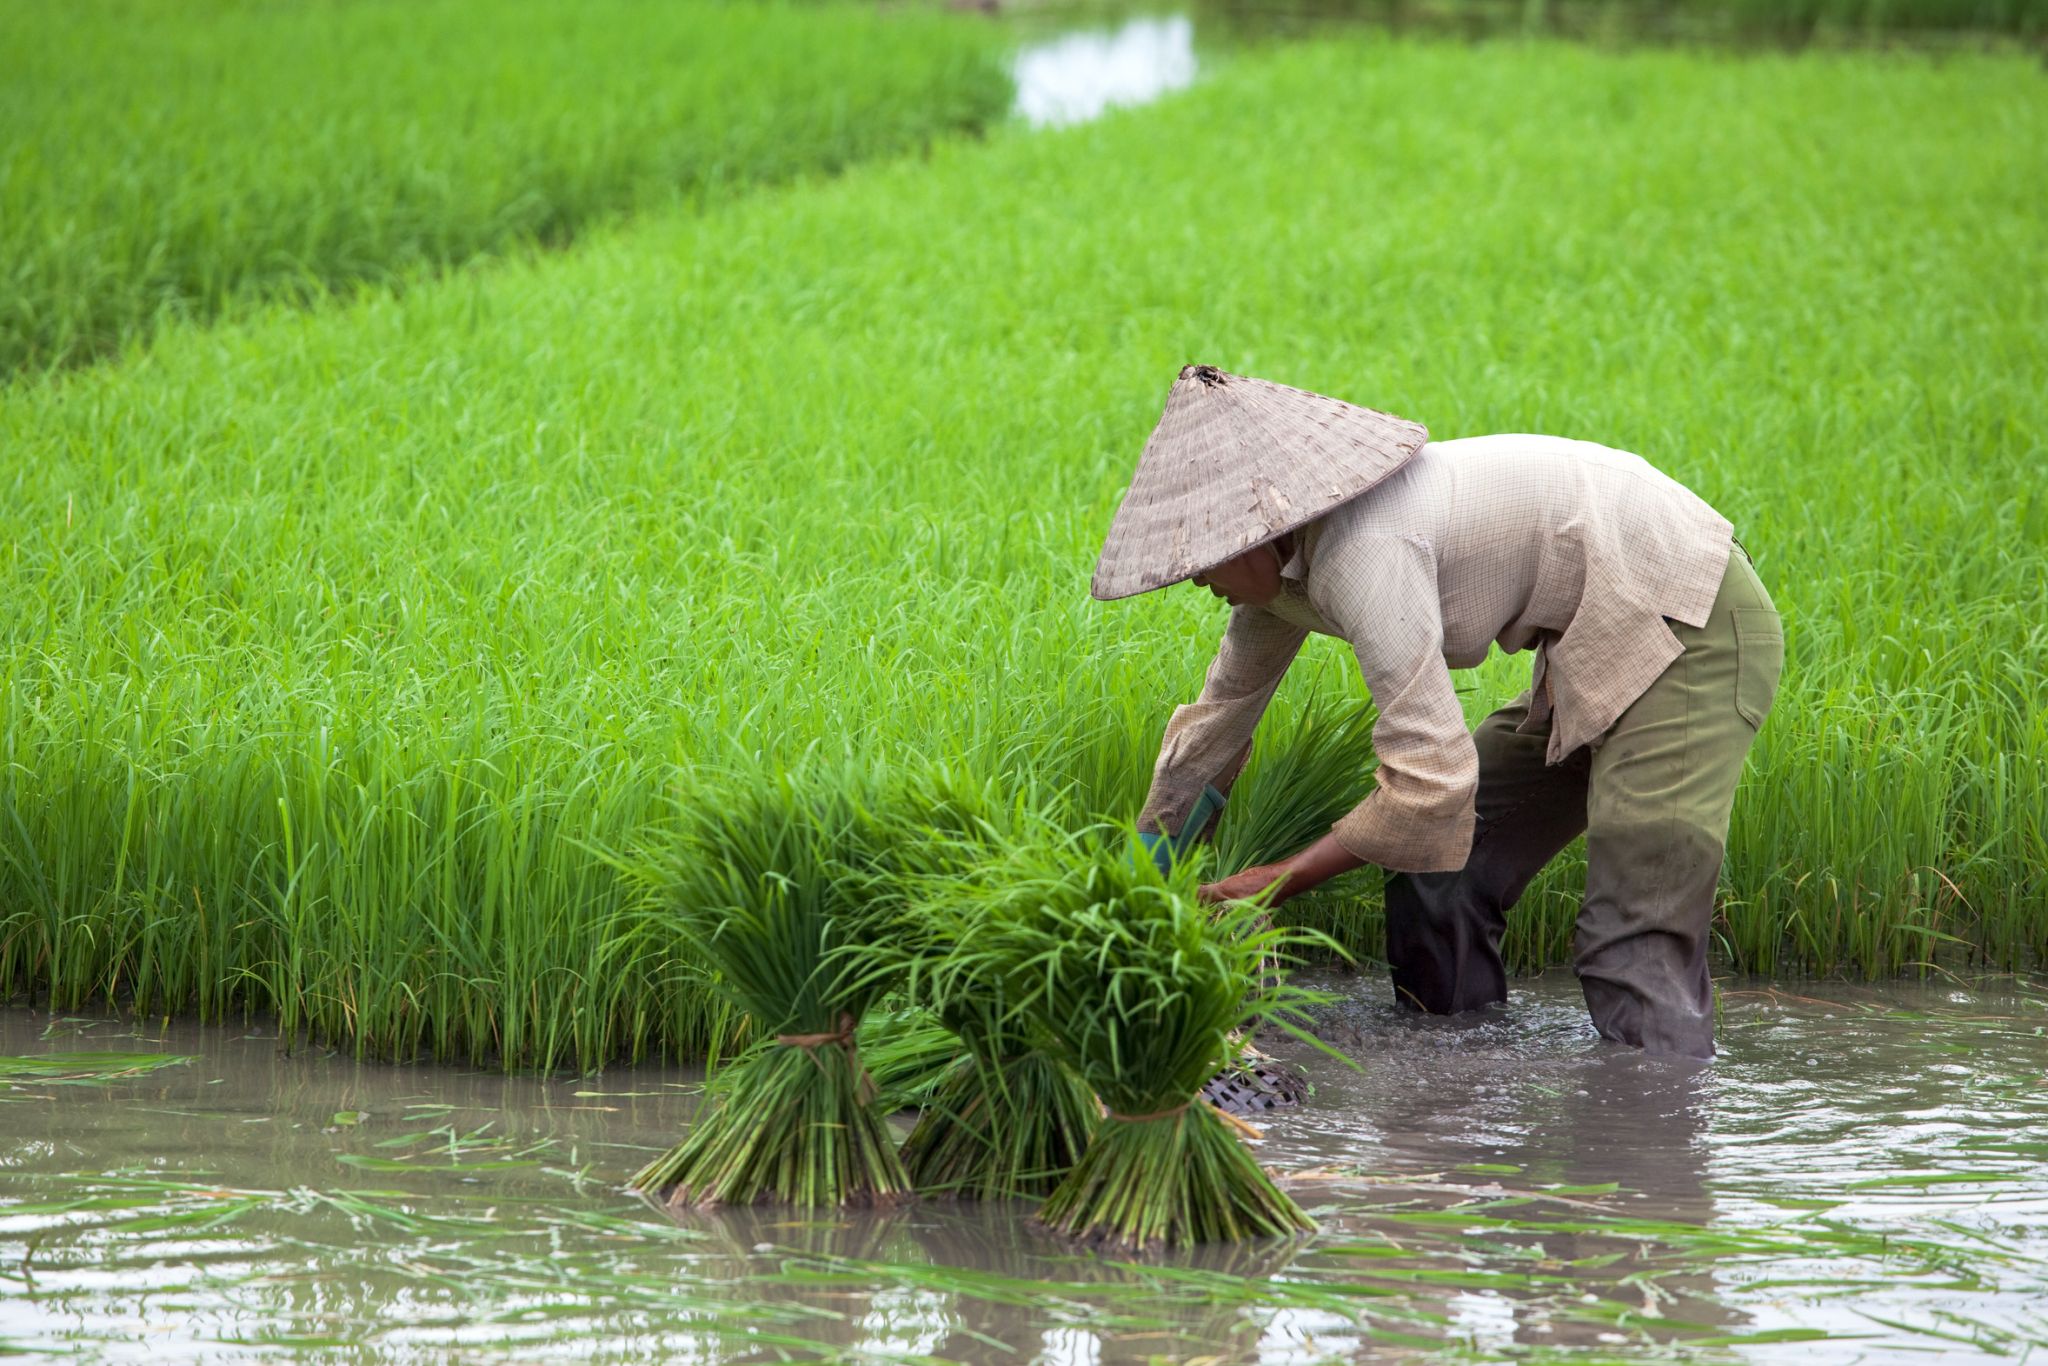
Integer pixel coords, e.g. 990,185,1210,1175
1138,784,1228,873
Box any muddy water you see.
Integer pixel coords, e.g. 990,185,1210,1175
3,974,2044,1362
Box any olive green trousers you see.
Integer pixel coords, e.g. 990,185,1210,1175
1383,549,1783,1058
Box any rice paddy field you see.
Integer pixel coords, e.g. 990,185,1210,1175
2,0,2045,1357
0,0,1010,375
5,3,2042,1070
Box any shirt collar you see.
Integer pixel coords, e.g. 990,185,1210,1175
1277,529,1309,582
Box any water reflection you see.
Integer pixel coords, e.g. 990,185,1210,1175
905,1212,1305,1363
1272,986,1750,1351
1012,14,1198,128
3,977,2044,1361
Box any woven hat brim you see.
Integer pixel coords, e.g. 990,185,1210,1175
1090,367,1428,601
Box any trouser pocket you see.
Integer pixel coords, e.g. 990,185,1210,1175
1732,607,1783,730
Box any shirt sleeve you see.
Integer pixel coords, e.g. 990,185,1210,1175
1309,532,1477,873
1137,605,1309,838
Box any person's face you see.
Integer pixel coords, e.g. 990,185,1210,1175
1189,544,1283,608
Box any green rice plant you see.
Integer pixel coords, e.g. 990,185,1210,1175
623,772,914,1208
0,0,1009,375
1210,698,1383,965
856,1004,968,1113
926,827,1333,1249
1212,699,1379,873
894,927,1101,1200
1706,0,2047,37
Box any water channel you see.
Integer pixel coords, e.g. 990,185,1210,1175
1013,14,1198,127
5,973,2044,1361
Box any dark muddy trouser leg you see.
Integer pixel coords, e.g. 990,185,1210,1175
1577,552,1782,1059
1385,694,1591,1015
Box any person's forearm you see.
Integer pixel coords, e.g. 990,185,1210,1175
1275,831,1367,899
1198,831,1370,905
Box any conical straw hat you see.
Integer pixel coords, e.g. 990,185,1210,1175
1091,365,1429,601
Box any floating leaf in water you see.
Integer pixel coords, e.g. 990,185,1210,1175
0,1053,194,1085
337,1153,541,1173
1846,1171,2002,1190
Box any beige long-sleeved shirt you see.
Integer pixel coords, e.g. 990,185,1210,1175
1136,435,1734,873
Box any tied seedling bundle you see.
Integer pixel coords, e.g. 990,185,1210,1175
945,830,1334,1250
871,768,1101,1199
627,776,913,1208
895,946,1098,1199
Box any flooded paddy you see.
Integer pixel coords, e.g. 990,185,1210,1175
4,975,2043,1362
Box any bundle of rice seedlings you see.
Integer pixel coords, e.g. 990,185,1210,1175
625,774,915,1208
1196,699,1374,1113
937,828,1335,1250
797,767,1101,1200
894,953,1098,1199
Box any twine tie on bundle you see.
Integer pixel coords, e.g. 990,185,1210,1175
1105,1098,1265,1142
775,1011,876,1104
774,1010,858,1052
1104,1101,1191,1124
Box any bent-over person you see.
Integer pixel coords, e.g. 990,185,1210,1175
1095,365,1784,1058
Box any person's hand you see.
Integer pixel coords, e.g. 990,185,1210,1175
1197,860,1296,906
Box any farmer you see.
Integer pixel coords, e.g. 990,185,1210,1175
1098,365,1783,1058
